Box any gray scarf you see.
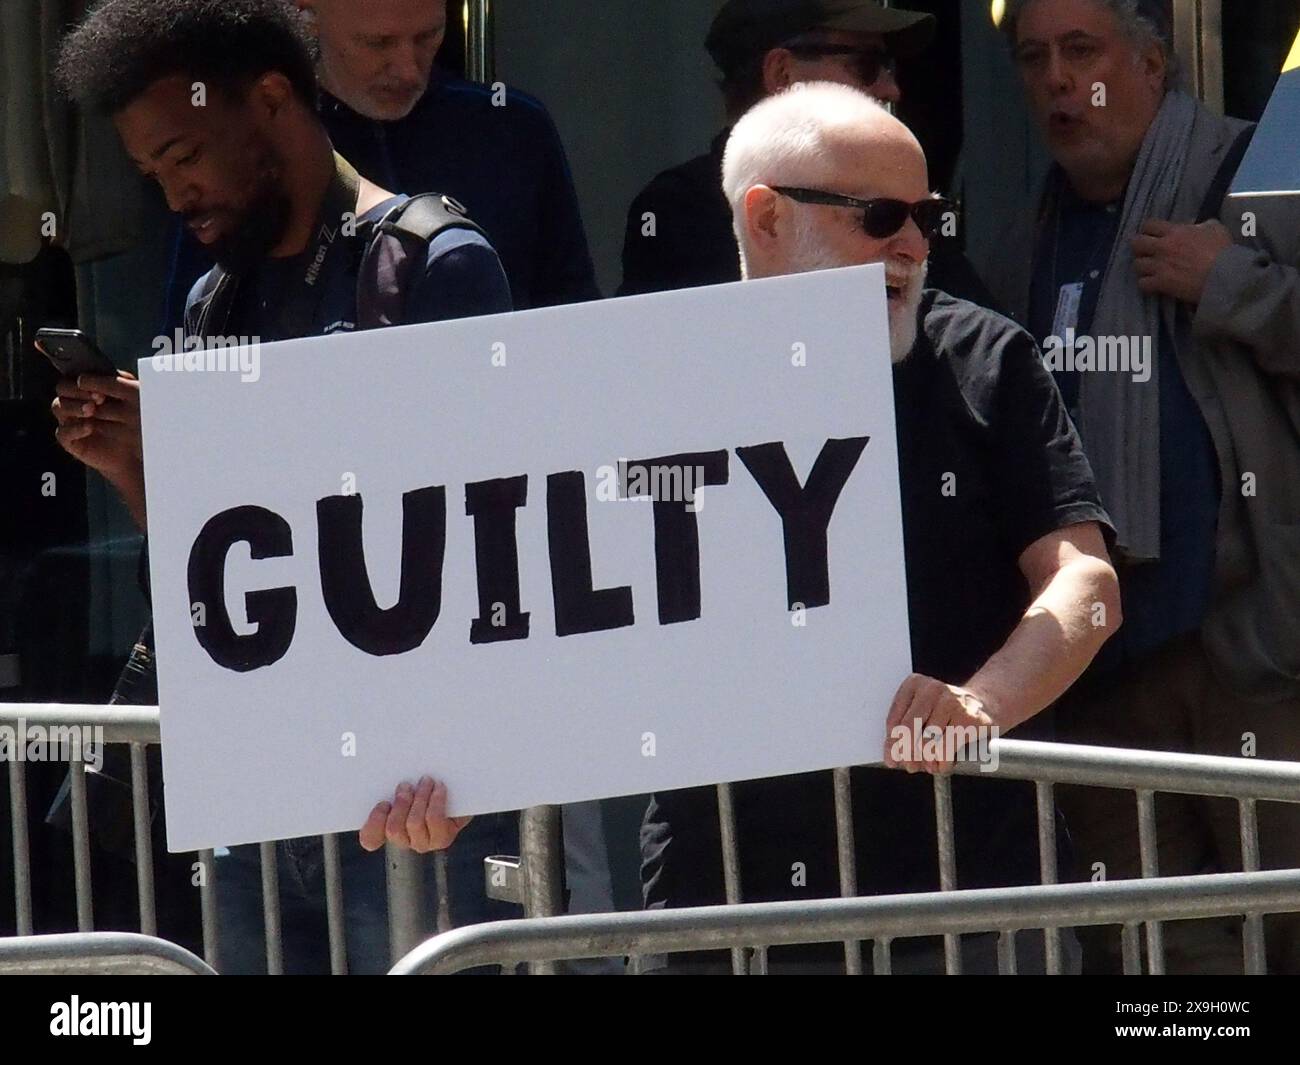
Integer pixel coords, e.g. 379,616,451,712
1079,90,1199,562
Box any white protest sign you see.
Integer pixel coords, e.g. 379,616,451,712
140,264,912,851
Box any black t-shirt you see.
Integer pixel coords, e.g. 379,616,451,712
641,290,1112,933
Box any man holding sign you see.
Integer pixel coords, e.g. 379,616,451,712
371,83,1121,975
630,83,1121,974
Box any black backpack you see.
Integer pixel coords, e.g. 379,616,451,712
190,191,488,337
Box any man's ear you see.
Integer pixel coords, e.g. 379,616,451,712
762,48,797,95
744,185,783,248
247,71,297,122
1141,40,1166,91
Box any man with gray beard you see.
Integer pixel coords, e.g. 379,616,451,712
989,0,1300,976
637,82,1122,973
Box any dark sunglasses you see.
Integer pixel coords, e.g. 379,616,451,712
771,186,952,241
783,44,897,87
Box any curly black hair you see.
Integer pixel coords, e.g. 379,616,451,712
55,0,319,115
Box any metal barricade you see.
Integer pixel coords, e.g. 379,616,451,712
7,704,1300,976
388,869,1300,975
686,739,1300,975
444,743,1300,972
0,704,559,974
0,931,215,975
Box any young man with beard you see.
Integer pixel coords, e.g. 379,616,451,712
48,0,510,974
636,82,1122,973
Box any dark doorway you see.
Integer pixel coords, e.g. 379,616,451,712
896,0,966,196
1223,1,1300,121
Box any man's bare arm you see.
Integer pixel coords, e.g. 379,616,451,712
965,521,1121,732
884,521,1120,773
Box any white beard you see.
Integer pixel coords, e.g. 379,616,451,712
884,261,926,365
787,219,927,364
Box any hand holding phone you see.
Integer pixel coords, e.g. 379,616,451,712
44,337,147,528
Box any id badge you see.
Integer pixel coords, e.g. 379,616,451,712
1052,282,1084,338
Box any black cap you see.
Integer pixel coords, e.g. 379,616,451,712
706,0,936,76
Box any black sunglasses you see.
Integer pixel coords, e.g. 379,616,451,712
771,186,952,241
783,44,897,87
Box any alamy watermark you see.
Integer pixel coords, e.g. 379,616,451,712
0,719,103,772
888,720,1001,772
1041,329,1151,383
50,997,151,1045
596,460,709,512
149,328,260,383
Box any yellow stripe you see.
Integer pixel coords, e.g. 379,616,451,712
1284,30,1300,73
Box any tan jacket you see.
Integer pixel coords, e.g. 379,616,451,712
985,104,1300,704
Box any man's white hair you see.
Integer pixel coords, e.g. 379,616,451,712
722,82,898,277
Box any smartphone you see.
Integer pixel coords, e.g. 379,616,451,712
35,328,118,379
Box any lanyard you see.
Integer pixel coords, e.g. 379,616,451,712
1047,179,1122,339
1050,206,1115,315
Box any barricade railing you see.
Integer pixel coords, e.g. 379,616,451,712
0,931,215,975
387,869,1300,975
7,706,1300,976
955,739,1300,976
692,739,1300,975
0,704,558,974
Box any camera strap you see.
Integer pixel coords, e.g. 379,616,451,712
193,152,362,340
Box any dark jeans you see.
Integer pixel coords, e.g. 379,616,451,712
214,810,520,975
